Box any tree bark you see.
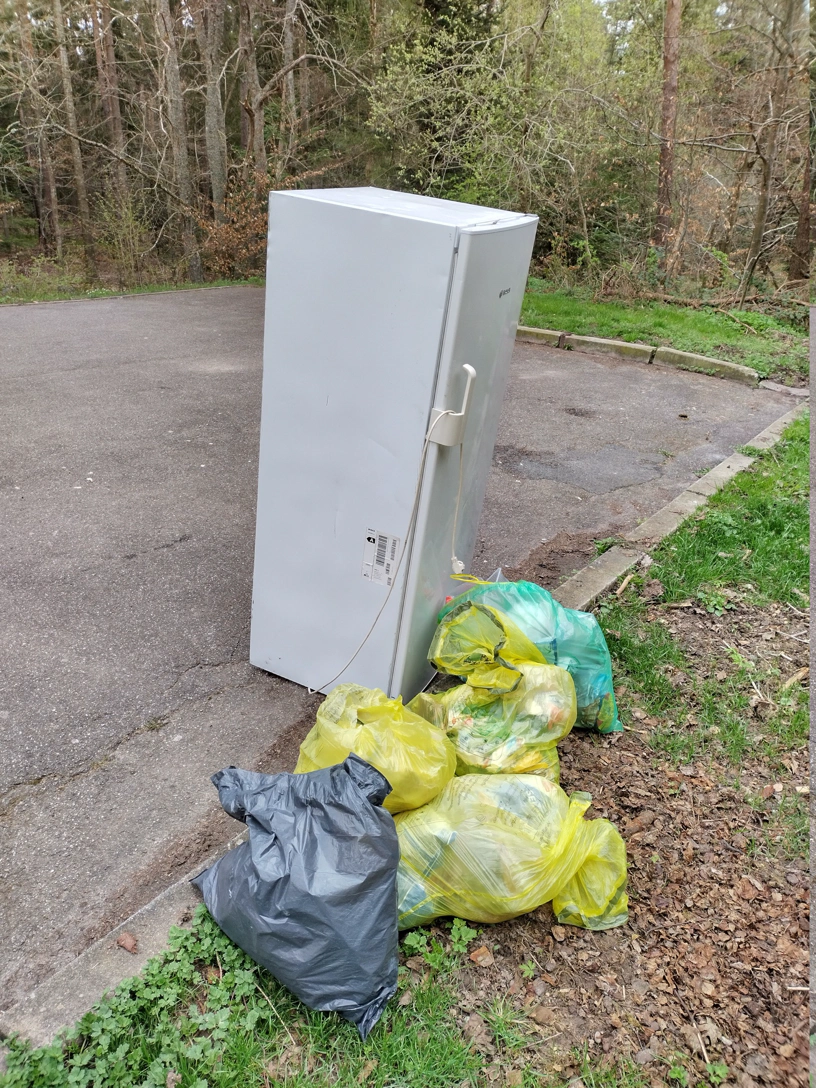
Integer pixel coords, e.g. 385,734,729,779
191,0,228,220
737,0,797,305
53,0,95,265
715,153,754,256
15,0,63,257
653,0,682,250
238,0,267,177
787,143,810,283
155,0,203,281
92,0,128,198
276,0,298,178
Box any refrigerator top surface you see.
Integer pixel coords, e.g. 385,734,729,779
271,186,535,229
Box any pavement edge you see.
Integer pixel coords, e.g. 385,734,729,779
555,400,808,611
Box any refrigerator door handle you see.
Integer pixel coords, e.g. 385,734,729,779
428,364,476,446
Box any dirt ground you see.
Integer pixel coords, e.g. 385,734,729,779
401,600,810,1087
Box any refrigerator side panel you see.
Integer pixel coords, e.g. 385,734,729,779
390,216,538,699
251,194,456,692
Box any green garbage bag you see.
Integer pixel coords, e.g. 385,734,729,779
409,661,575,779
395,774,628,930
438,580,620,733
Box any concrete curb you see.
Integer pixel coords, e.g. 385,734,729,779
0,404,807,1053
0,828,247,1050
553,400,808,612
516,325,761,386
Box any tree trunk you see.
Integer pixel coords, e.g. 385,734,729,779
715,153,754,255
788,143,810,283
191,0,228,221
738,0,797,305
238,0,267,178
155,0,203,281
653,0,682,250
53,0,95,266
92,0,128,198
15,0,63,258
276,0,298,178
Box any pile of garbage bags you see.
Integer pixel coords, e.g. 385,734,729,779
194,577,627,1037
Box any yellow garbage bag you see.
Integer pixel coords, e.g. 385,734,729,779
408,662,575,779
294,683,456,814
395,775,628,930
428,601,548,691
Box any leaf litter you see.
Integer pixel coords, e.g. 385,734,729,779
419,597,808,1087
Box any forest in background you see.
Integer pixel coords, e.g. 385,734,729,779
0,0,811,307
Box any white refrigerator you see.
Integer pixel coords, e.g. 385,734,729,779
250,187,537,699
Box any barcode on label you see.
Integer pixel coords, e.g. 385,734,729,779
362,528,401,587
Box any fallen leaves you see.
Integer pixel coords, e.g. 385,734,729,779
115,932,138,955
550,926,566,942
462,1012,493,1052
357,1059,378,1083
781,665,808,689
469,946,495,967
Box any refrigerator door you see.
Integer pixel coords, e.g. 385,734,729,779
250,192,458,692
390,214,538,699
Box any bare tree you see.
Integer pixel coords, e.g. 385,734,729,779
738,0,800,304
14,0,62,257
237,0,267,176
787,143,810,283
653,0,682,250
91,0,128,198
53,0,94,264
155,0,203,280
190,0,229,220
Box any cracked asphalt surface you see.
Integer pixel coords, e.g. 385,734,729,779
0,286,792,1013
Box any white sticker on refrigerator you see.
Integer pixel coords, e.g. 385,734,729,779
362,529,400,587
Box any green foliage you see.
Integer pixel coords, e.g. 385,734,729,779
599,414,809,791
448,918,478,954
519,960,536,979
521,284,809,381
2,908,480,1088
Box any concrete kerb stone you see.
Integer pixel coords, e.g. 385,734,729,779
554,546,642,611
563,333,655,363
0,828,247,1050
515,325,762,386
0,402,807,1054
652,346,758,386
553,398,807,611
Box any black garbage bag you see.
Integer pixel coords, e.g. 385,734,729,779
192,754,399,1039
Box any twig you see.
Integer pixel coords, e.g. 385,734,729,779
522,1031,563,1050
713,308,758,333
616,573,635,597
750,678,774,705
695,1025,711,1066
255,982,297,1045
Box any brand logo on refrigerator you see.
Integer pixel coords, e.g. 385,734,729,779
499,287,511,298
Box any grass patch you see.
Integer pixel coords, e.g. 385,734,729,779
0,258,263,305
654,412,809,608
596,412,809,853
520,281,808,382
0,908,480,1088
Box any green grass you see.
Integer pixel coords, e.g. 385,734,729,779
597,413,809,852
0,908,480,1088
520,280,809,382
0,258,263,305
0,909,656,1088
